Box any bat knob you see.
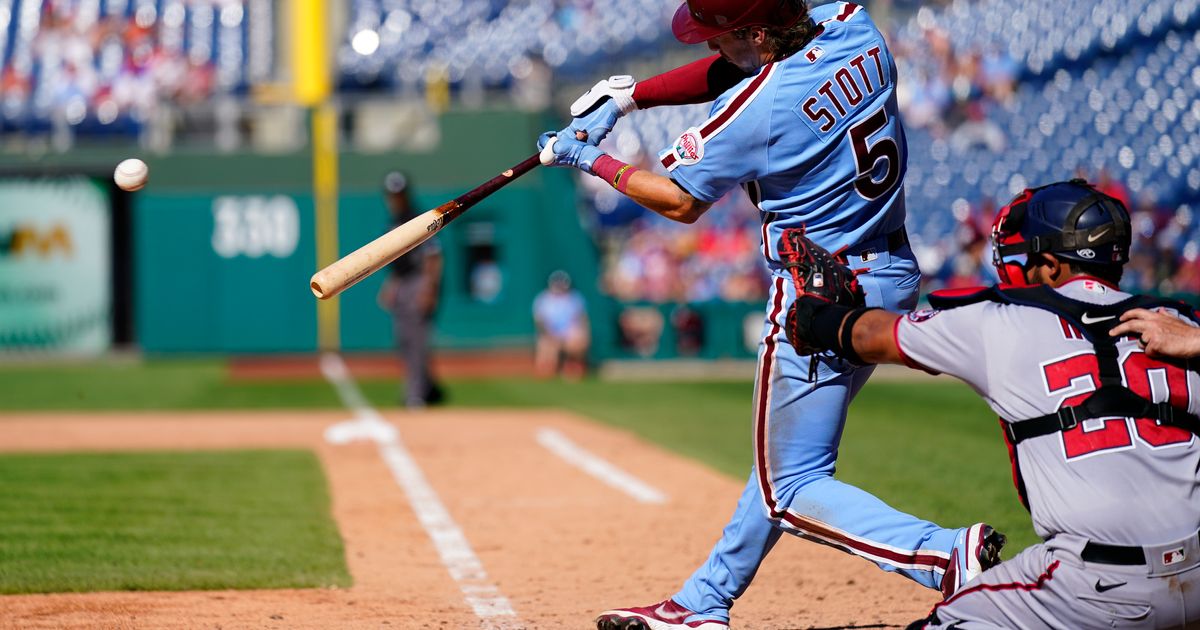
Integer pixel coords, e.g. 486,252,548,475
539,136,557,166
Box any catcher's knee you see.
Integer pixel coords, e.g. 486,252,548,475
905,611,939,630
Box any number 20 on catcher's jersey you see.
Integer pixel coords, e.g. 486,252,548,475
1040,349,1194,460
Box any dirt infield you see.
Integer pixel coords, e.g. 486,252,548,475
0,409,935,629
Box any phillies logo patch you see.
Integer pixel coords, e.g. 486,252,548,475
907,308,940,323
673,128,705,166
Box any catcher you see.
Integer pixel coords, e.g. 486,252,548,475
790,179,1200,629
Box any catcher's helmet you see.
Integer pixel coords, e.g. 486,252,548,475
991,179,1131,286
672,0,805,44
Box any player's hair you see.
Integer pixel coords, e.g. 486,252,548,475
731,1,817,58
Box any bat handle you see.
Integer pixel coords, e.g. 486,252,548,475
452,152,543,213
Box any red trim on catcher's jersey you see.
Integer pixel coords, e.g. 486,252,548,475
930,286,991,300
929,560,1061,618
661,63,776,170
753,296,950,573
893,317,941,375
1057,317,1083,340
999,418,1031,510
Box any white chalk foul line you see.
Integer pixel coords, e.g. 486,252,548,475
535,427,668,505
319,353,520,628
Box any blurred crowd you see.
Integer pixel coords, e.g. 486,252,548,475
891,19,1019,152
5,2,208,128
586,178,771,304
0,0,253,132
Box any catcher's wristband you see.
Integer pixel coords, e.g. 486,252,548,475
591,155,640,193
838,307,877,365
806,300,877,364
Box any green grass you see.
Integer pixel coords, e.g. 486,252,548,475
0,450,351,594
0,359,344,409
0,358,1038,557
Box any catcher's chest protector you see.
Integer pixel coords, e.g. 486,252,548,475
929,285,1200,444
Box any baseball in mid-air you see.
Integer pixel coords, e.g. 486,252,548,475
113,158,149,192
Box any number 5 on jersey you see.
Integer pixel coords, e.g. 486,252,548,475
849,106,901,200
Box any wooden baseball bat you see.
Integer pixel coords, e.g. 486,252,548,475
310,152,543,299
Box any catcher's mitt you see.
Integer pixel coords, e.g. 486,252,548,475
779,227,865,355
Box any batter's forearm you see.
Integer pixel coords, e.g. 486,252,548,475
850,310,905,365
621,170,711,223
633,55,751,108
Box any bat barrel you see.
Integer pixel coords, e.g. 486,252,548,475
310,204,452,299
309,152,541,300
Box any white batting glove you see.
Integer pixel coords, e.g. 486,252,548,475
559,75,637,146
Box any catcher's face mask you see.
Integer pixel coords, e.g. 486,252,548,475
991,189,1034,287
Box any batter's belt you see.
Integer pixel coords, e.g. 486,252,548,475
842,226,909,265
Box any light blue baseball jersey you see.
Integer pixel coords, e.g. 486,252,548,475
659,6,974,619
659,1,906,262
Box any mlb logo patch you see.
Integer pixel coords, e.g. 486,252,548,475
1081,280,1108,294
1163,547,1186,566
806,47,825,63
672,128,705,166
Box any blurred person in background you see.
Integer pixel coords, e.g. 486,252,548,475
532,270,590,380
376,171,444,408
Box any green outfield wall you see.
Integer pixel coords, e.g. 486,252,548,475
0,109,762,359
0,110,596,354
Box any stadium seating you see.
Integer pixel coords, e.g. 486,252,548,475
3,0,1197,294
338,0,676,89
0,0,271,135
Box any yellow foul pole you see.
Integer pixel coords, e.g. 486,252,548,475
291,0,339,351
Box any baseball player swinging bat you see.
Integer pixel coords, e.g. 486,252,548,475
310,144,561,299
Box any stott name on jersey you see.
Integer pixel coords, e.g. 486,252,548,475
795,45,889,136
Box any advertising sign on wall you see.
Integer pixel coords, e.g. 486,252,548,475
0,178,112,354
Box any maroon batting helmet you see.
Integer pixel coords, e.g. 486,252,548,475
671,0,806,44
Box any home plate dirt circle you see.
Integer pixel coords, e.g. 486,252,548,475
0,410,937,629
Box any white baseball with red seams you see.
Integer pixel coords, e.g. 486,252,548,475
113,158,149,192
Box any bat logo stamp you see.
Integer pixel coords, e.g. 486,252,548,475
502,169,514,178
427,217,444,232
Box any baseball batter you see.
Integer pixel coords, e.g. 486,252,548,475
790,180,1200,628
537,1,1002,628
